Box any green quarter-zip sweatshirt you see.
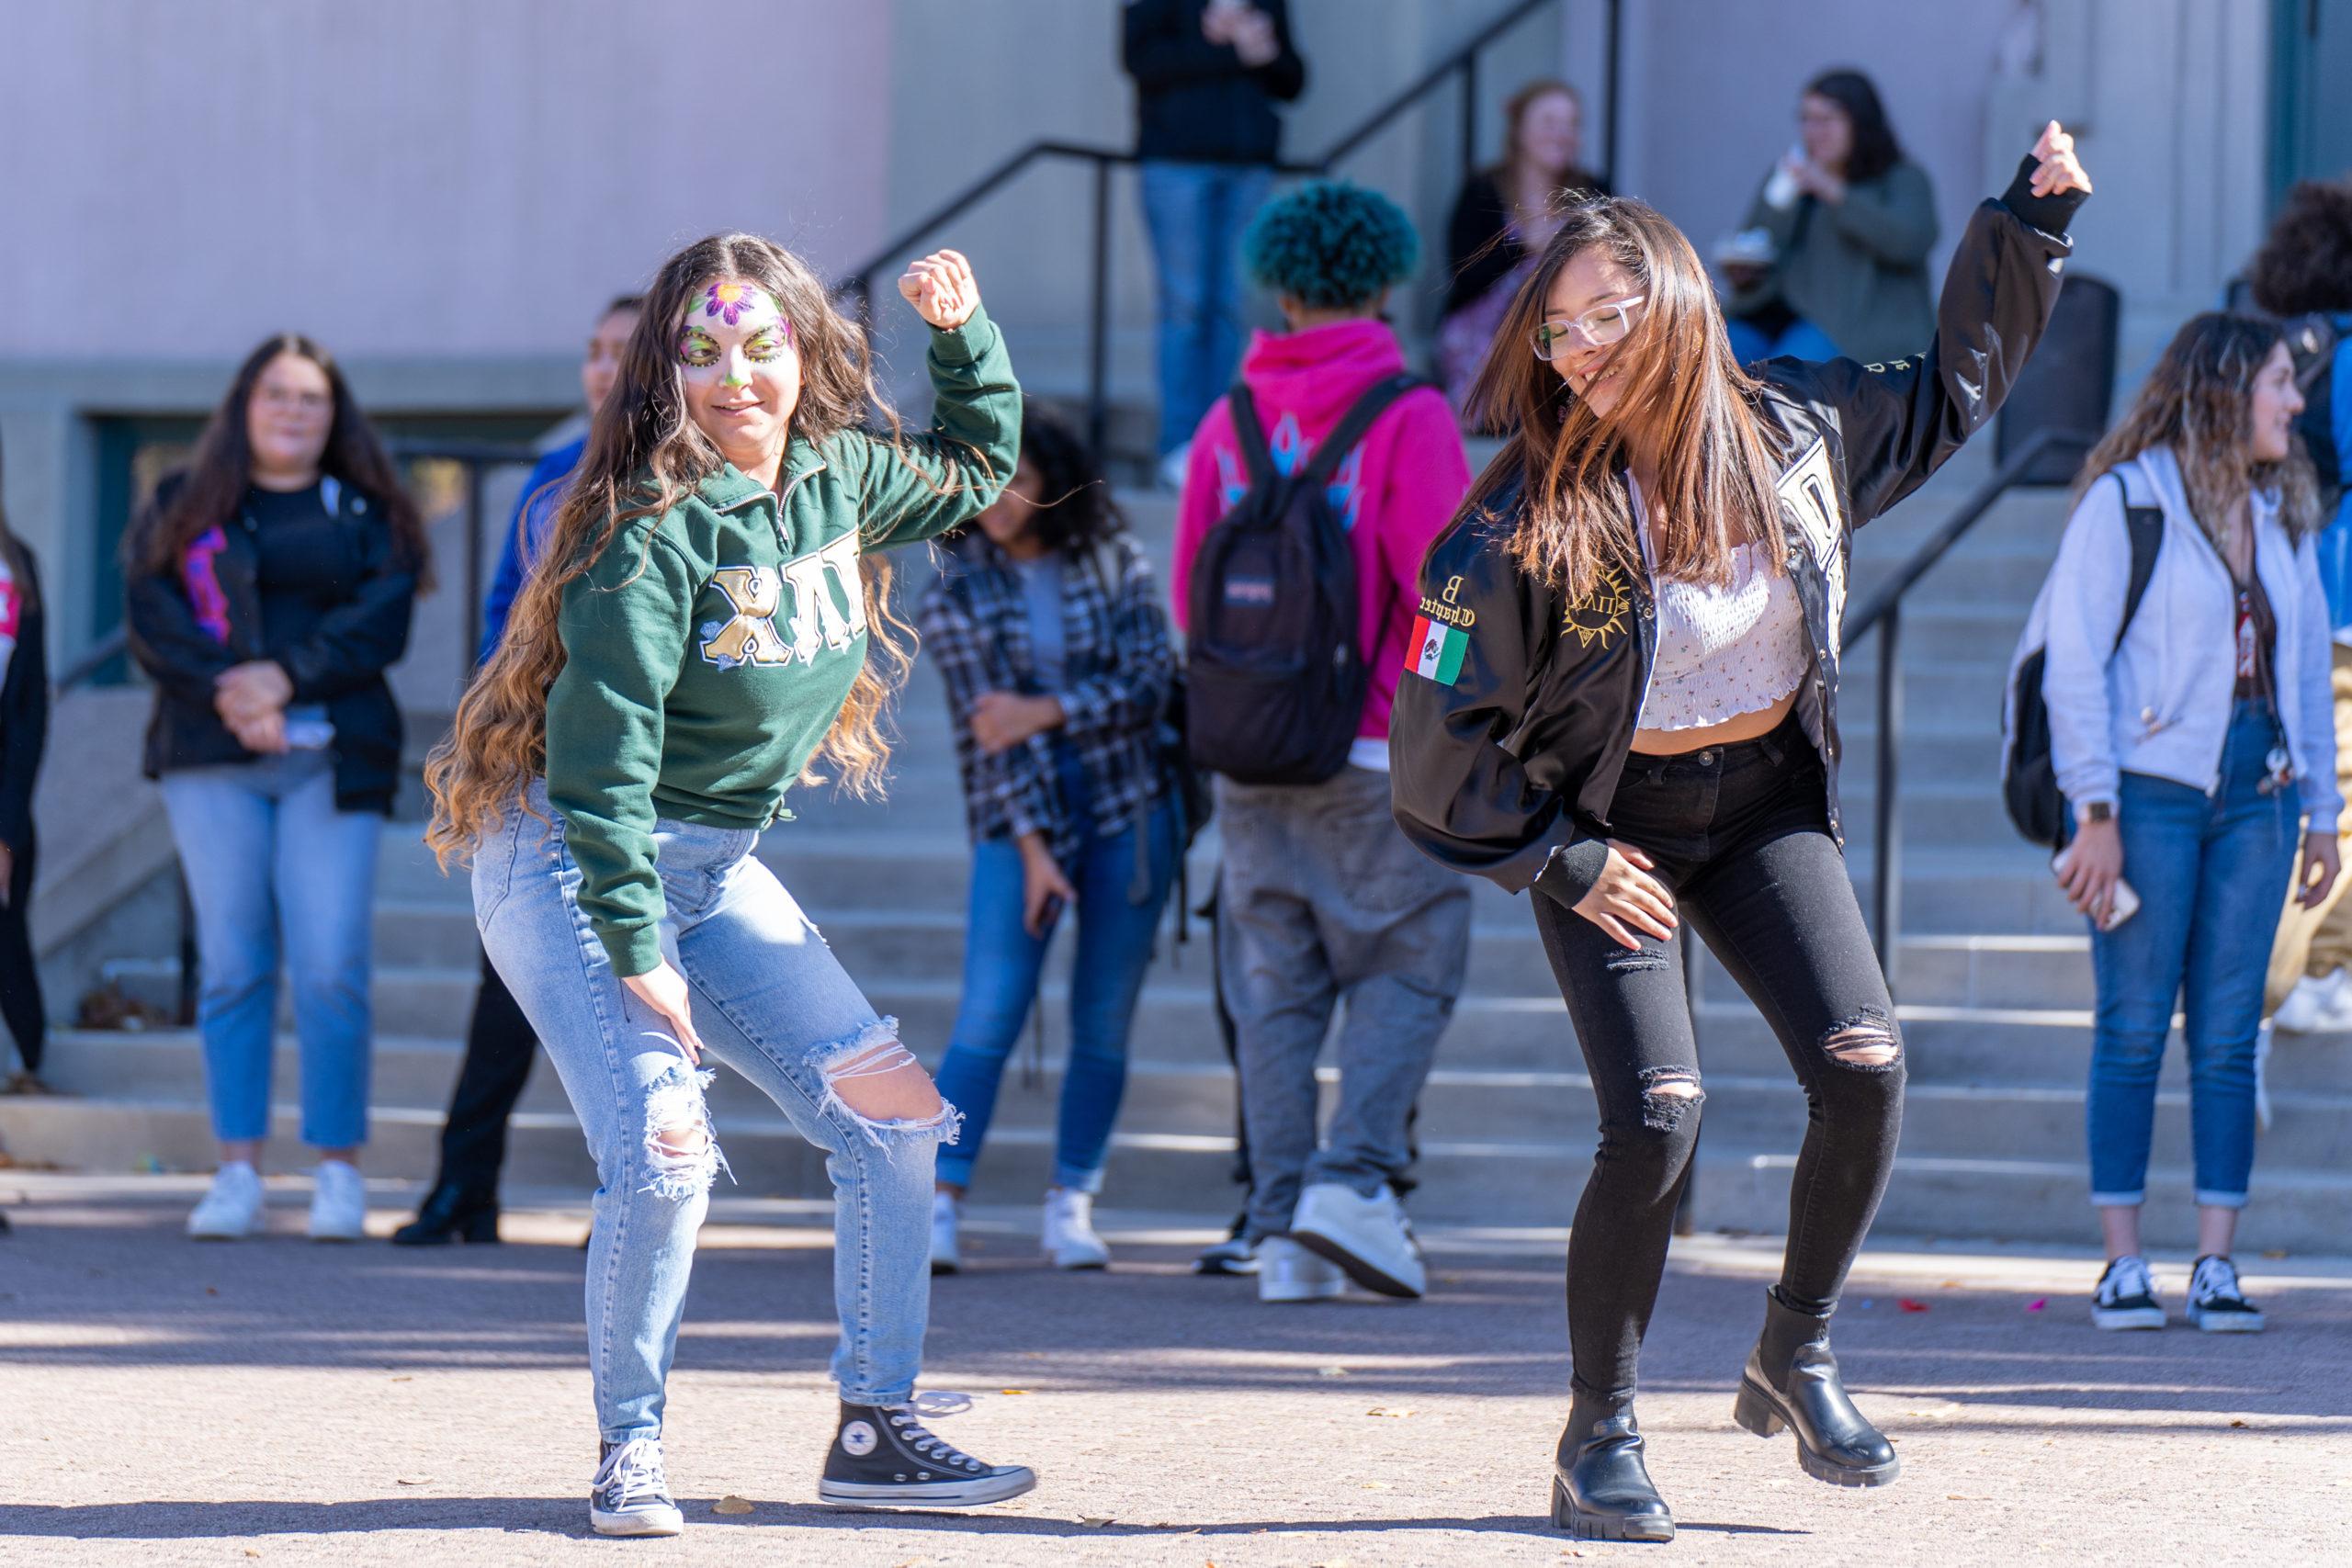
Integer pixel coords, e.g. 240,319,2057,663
543,305,1019,975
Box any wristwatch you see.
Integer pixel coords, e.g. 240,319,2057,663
2075,801,2113,825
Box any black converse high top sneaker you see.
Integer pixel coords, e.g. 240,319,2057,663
817,1402,1036,1506
590,1437,685,1537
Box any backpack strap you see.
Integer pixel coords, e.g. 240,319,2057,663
2111,469,2164,654
1225,384,1275,490
1300,372,1427,491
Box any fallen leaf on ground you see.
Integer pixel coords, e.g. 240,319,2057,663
1000,1388,1031,1396
1897,1298,1930,1313
205,1287,218,1296
714,1495,753,1515
2230,1419,2249,1428
1939,1280,1961,1289
390,1374,413,1382
1317,1366,1350,1378
394,1477,430,1486
1360,1481,1391,1490
1365,1407,1414,1418
1080,1517,1114,1529
2262,1249,2289,1259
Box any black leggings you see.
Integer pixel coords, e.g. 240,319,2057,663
1531,718,1905,1402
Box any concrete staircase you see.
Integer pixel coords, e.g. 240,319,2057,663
10,446,2351,1253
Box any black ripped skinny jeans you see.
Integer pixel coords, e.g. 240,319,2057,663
1531,715,1905,1402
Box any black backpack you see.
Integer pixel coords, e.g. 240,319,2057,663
1184,372,1423,785
2001,472,2164,848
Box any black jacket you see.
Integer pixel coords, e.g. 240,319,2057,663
1392,159,2086,908
124,475,418,815
1443,167,1611,316
0,546,47,852
1123,0,1305,165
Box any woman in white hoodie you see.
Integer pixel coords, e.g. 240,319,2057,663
2041,312,2338,1335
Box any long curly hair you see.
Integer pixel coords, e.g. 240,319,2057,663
2245,176,2352,318
128,333,430,587
425,233,917,862
1464,194,1786,598
1008,399,1125,557
2075,311,2319,541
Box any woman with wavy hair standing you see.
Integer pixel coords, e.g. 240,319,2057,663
425,235,1034,1535
124,334,427,1243
1391,126,2089,1539
2040,313,2337,1335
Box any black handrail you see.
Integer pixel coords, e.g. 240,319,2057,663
1839,428,2090,994
840,0,1610,457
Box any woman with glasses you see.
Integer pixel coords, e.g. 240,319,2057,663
124,334,429,1242
1391,126,2090,1540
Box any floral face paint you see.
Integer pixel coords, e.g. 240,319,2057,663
676,276,804,488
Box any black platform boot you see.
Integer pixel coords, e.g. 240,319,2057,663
390,1183,501,1246
1549,1392,1676,1542
1732,1289,1899,1486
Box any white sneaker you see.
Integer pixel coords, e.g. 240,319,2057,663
591,1436,684,1537
1290,1181,1426,1298
187,1162,264,1240
2271,969,2347,1033
1041,1188,1110,1270
2090,1254,2166,1331
1257,1236,1346,1303
308,1159,367,1242
930,1190,962,1276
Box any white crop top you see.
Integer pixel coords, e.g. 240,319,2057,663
1630,478,1809,732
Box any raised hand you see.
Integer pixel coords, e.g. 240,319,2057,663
2028,120,2090,198
899,249,980,332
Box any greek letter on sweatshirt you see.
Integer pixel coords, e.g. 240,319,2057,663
544,306,1020,975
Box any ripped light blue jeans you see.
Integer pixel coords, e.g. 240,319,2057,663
476,782,956,1442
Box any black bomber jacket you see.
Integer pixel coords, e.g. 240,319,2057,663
1390,159,2087,909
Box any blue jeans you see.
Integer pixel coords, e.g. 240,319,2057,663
933,794,1179,1195
1725,315,1843,366
2086,701,2301,1208
157,750,381,1149
1139,160,1272,456
476,783,955,1440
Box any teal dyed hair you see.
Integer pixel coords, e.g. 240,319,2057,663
1242,180,1419,310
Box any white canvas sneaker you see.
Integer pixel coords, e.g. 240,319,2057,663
1290,1181,1426,1298
187,1162,264,1240
591,1436,685,1536
308,1160,367,1242
1041,1188,1110,1270
930,1190,963,1275
2271,968,2351,1033
1256,1236,1346,1303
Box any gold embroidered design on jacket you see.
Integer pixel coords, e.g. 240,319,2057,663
1564,564,1632,649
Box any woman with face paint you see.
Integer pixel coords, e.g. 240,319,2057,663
1390,126,2090,1540
123,334,428,1244
427,236,1030,1536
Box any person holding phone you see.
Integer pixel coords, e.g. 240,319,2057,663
2041,312,2339,1336
917,400,1178,1274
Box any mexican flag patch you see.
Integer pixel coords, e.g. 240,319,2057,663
1407,615,1468,685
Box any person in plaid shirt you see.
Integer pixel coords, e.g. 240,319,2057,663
918,401,1180,1271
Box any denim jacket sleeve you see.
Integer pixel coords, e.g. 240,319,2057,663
2041,475,2133,813
2292,536,2342,834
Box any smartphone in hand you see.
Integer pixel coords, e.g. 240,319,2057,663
2052,845,2141,931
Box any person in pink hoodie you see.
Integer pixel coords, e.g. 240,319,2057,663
1170,180,1475,1304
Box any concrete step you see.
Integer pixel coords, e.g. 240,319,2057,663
35,1024,2352,1172
6,1085,2343,1257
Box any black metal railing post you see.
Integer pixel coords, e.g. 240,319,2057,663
1460,51,1480,182
1872,601,1903,992
462,460,487,674
1088,153,1114,461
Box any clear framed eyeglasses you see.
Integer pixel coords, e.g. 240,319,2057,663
1531,295,1646,361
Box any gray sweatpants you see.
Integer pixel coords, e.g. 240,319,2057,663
1215,765,1473,1243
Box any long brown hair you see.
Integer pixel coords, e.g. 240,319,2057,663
1464,195,1786,597
2075,312,2319,542
125,333,430,587
425,232,922,861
